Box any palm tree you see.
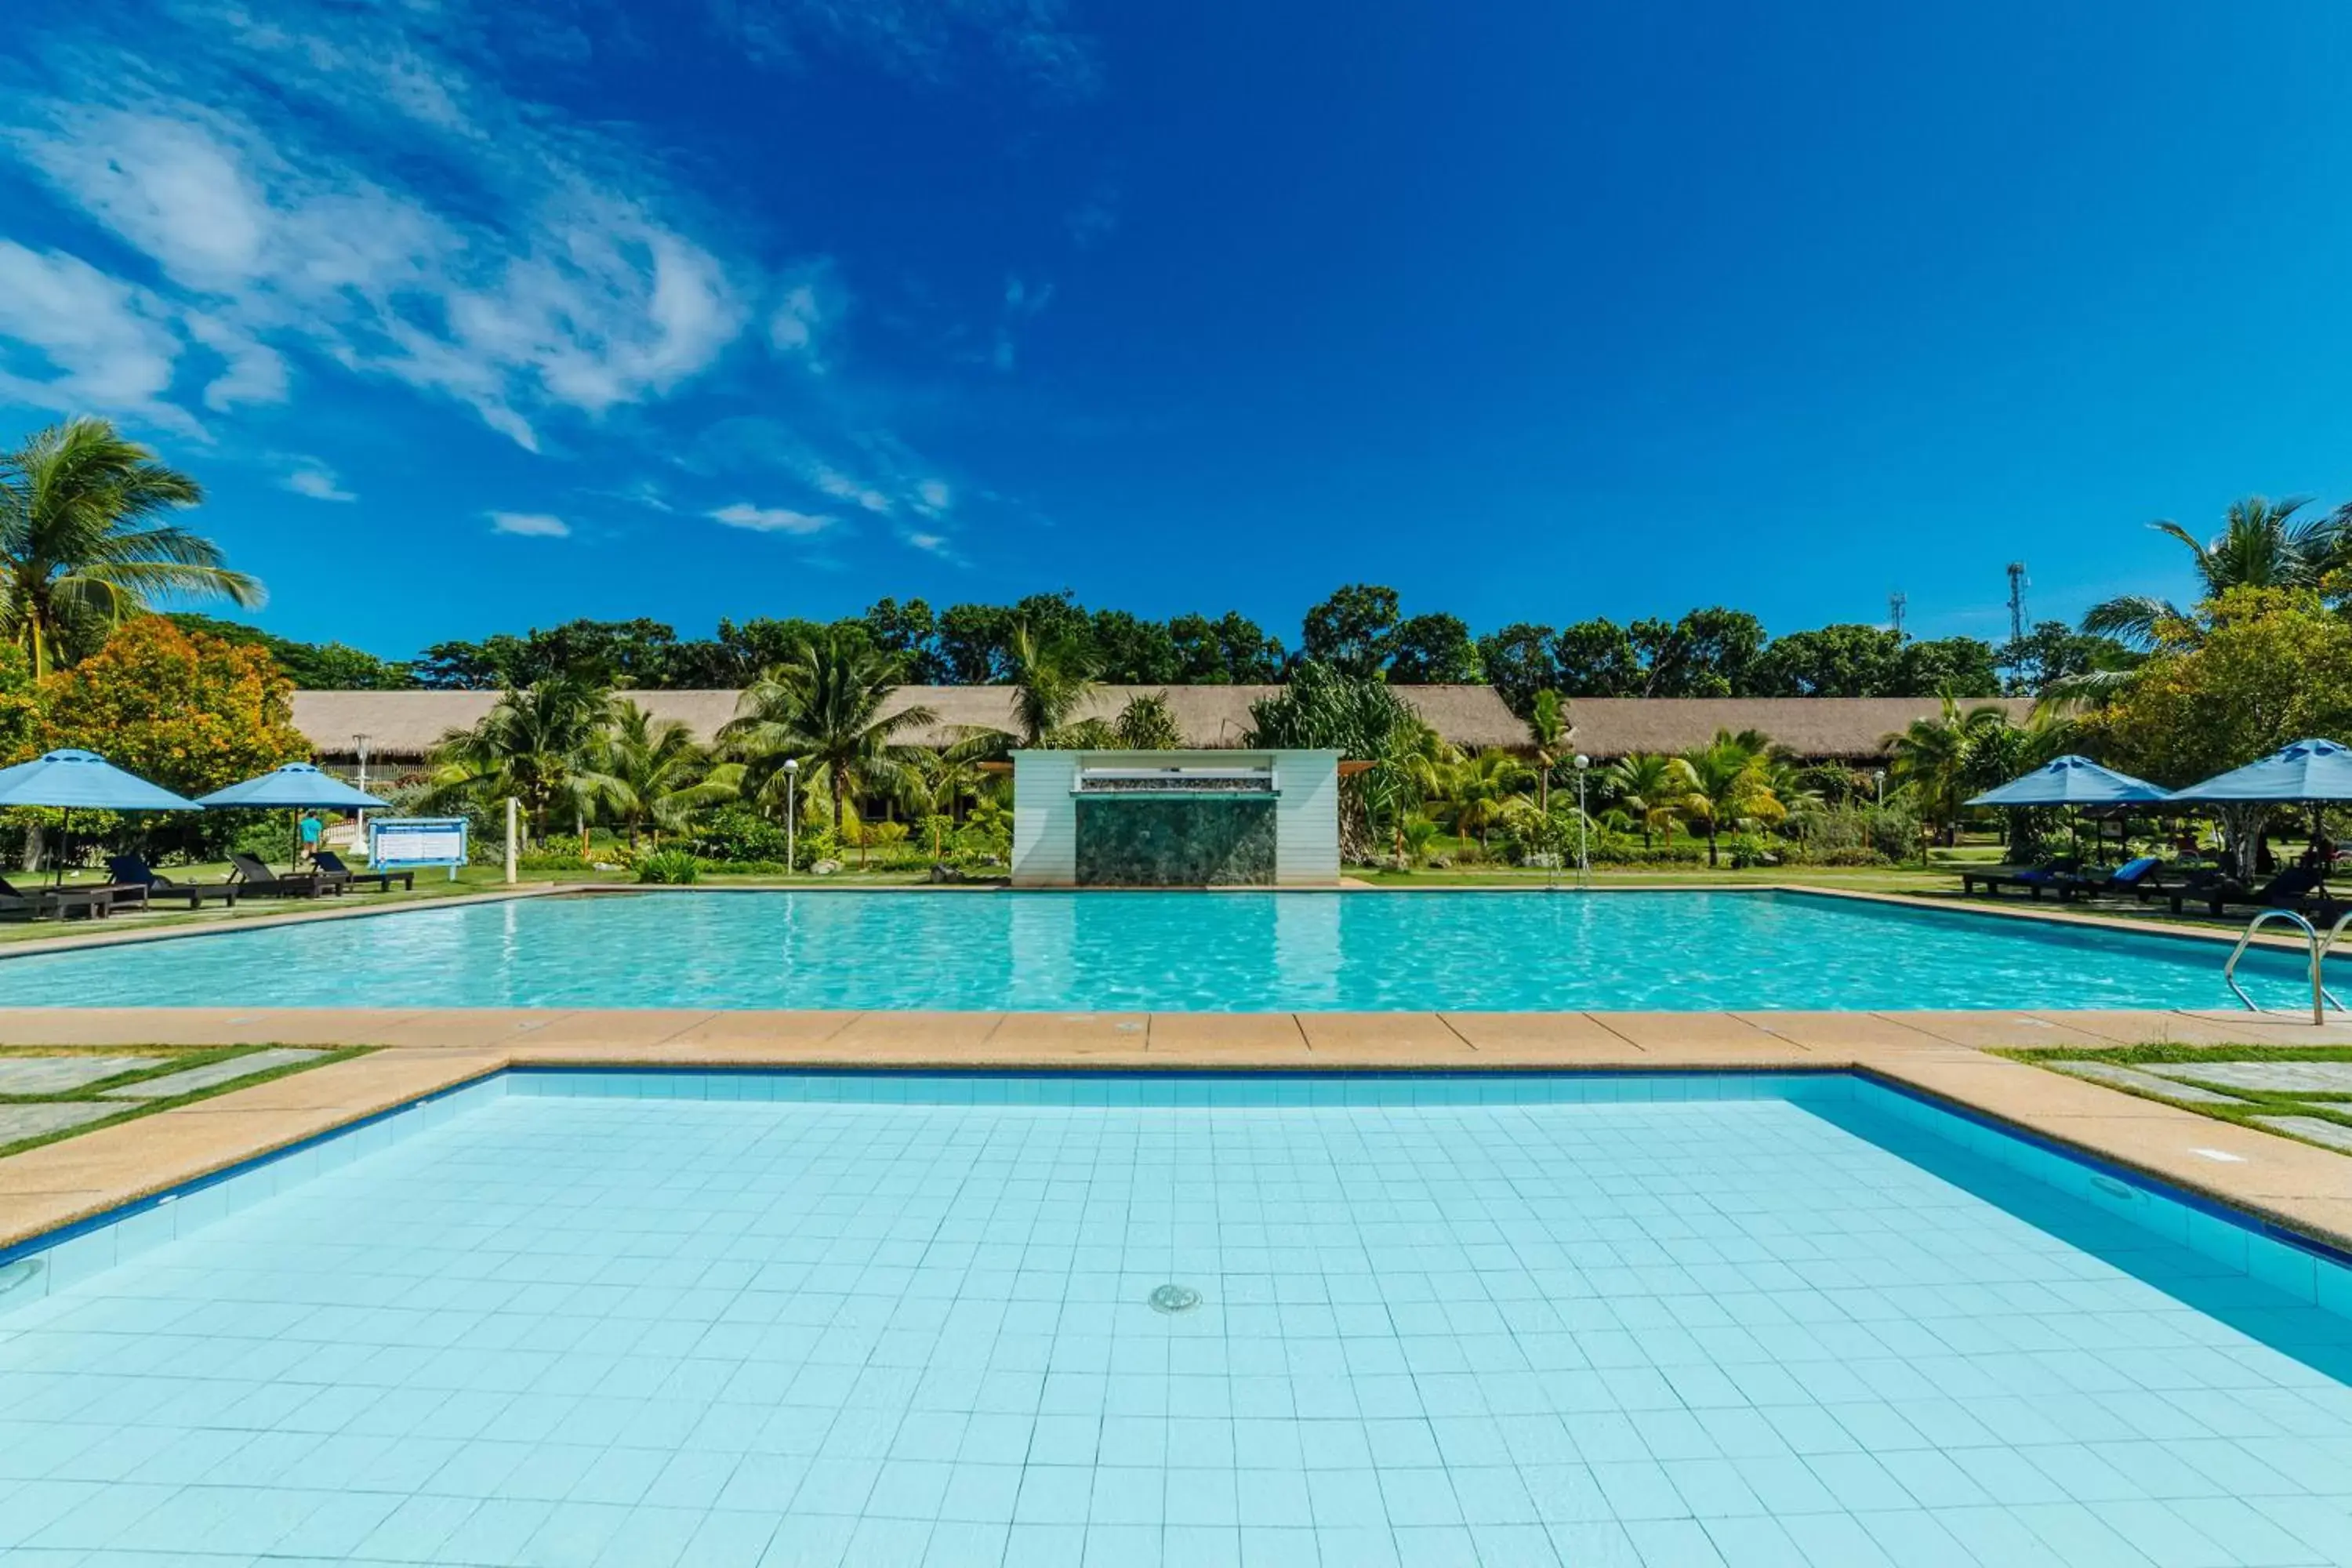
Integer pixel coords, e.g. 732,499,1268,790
427,678,612,845
1424,748,1534,850
2082,496,2342,648
1112,691,1183,750
719,626,937,836
1885,698,2015,847
0,417,262,677
595,699,707,846
1006,618,1099,746
916,749,989,826
1524,688,1568,815
1602,753,1680,848
1669,731,1786,866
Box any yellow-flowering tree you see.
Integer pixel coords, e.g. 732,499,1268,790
38,616,307,795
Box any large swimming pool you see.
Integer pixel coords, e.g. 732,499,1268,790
2,1072,2347,1566
0,888,2309,1012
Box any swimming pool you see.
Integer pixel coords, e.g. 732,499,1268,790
0,888,2311,1012
2,1071,2347,1566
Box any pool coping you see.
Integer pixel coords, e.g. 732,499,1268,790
5,1009,2352,1261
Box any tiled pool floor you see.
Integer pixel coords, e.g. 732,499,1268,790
2,1089,2350,1567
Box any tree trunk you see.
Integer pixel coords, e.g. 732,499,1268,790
1707,824,1719,867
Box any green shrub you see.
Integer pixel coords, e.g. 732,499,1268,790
688,806,788,864
637,849,702,884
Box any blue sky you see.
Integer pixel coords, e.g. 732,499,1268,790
4,1,2350,658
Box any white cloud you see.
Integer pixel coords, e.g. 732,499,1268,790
281,460,355,502
906,531,949,554
0,241,194,432
915,477,952,515
812,464,893,513
3,7,756,450
710,502,832,535
488,510,571,537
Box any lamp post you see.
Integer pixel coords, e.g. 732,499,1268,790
1573,754,1591,888
353,733,371,861
1871,768,1886,808
784,758,800,873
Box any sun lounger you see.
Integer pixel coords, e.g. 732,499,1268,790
312,851,413,894
228,853,322,898
2165,865,2332,918
107,855,241,909
1959,862,2082,901
2064,855,2166,899
0,875,127,920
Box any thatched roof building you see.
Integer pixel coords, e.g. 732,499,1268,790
297,687,2034,767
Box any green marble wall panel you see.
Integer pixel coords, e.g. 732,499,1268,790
1074,797,1277,886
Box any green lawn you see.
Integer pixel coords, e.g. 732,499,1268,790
2002,1044,2352,1156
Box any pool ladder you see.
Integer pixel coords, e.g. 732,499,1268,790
2222,908,2350,1025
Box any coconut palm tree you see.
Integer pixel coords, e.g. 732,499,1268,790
2082,496,2343,649
427,677,613,846
720,626,937,836
1669,731,1787,866
1425,748,1534,850
1006,618,1100,746
1524,688,1568,815
1885,697,2015,847
1602,753,1680,848
594,699,707,846
0,416,262,677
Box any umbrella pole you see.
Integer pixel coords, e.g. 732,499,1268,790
53,806,67,888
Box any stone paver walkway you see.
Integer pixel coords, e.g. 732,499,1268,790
2051,1059,2249,1105
0,1102,119,1143
0,1056,159,1095
2149,1059,2352,1094
96,1048,329,1102
2253,1115,2352,1153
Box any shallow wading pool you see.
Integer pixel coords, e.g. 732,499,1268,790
1,1072,2348,1566
0,888,2314,1011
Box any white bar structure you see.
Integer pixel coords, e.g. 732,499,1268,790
1010,749,1341,888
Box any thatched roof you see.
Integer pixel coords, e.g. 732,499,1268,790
296,687,2031,765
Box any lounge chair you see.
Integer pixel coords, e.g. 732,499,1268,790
313,851,413,894
0,875,127,920
1959,858,2083,901
2165,865,2332,918
107,855,241,909
2064,855,2166,899
229,853,322,898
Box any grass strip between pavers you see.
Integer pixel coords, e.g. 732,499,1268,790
0,1044,372,1160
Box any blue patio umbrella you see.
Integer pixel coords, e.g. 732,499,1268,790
196,763,389,873
0,749,201,885
1967,754,2172,862
2166,738,2352,804
1966,755,2169,808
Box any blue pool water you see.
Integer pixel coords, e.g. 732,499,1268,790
2,1072,2347,1567
0,888,2313,1011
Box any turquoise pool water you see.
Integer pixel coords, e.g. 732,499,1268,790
1,1072,2347,1567
0,888,2312,1011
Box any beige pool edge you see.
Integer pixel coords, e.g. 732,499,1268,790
5,1006,2352,1260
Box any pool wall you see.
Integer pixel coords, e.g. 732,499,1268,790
5,1067,2350,1328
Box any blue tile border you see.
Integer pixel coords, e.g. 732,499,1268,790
5,1064,2350,1330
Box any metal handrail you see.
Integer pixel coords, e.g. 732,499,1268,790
2223,908,2346,1024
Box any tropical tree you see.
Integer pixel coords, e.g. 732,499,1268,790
1884,698,2016,847
718,626,936,835
1668,731,1787,866
1006,617,1099,746
1419,747,1534,849
593,699,707,845
2082,496,2344,649
1245,659,1429,857
0,417,263,677
427,677,613,845
1601,753,1681,848
1524,688,1568,815
916,748,992,825
1112,691,1184,750
37,617,306,794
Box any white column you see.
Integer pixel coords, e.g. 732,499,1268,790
505,797,518,885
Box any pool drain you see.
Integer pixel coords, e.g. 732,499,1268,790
1148,1283,1201,1314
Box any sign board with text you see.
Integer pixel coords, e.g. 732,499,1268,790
369,817,469,879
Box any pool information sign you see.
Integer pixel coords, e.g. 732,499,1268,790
369,818,468,880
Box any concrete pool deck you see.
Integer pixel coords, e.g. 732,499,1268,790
7,1004,2352,1264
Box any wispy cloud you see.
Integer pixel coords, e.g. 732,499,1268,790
489,510,570,537
281,459,354,502
706,0,1103,103
0,241,192,433
710,502,831,534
